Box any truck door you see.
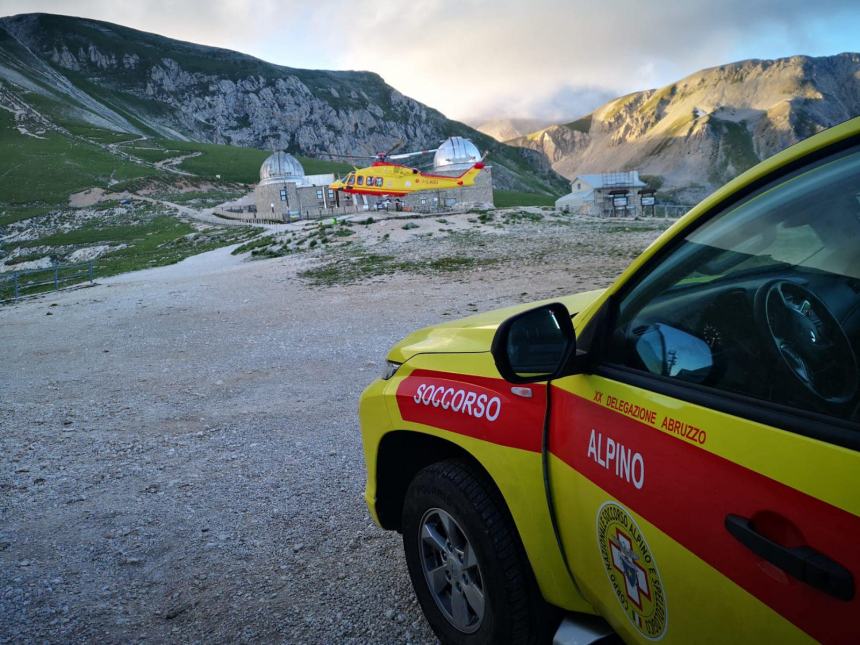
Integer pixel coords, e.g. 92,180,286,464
548,142,860,642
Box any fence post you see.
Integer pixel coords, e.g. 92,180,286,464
54,266,59,291
13,272,19,300
88,261,94,284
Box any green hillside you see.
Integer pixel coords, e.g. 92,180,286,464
0,112,155,205
493,190,556,207
118,139,354,183
0,113,355,212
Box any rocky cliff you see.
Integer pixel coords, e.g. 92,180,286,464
509,54,860,201
0,13,566,194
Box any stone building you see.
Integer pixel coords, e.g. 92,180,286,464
400,137,494,211
555,171,655,217
253,151,337,221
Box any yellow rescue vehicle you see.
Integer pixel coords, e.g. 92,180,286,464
359,117,860,644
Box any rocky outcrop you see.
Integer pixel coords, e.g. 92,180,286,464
509,54,860,201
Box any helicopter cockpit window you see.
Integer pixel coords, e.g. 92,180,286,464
357,176,364,186
375,177,383,187
347,174,355,186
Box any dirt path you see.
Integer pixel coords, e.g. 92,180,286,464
153,151,201,175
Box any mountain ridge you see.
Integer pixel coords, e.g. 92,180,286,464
0,12,567,196
508,53,860,201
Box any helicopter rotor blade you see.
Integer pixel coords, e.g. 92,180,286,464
388,148,439,160
383,139,405,157
318,152,377,160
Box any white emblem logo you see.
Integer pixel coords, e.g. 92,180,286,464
596,502,668,639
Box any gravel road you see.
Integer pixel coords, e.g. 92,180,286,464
0,217,668,643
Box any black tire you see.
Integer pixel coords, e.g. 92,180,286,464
402,459,555,645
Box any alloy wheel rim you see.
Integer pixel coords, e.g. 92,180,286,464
418,507,485,633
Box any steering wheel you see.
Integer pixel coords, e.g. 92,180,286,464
756,280,858,404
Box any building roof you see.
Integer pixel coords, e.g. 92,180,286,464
573,171,646,189
260,151,305,184
556,190,594,207
434,136,481,172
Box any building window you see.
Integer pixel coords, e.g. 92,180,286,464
327,190,334,199
316,189,323,199
421,198,426,205
375,177,383,187
357,176,364,186
576,182,581,190
279,189,287,202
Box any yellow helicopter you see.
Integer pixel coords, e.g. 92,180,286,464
327,141,486,198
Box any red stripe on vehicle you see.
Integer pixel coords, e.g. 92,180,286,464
551,391,859,643
396,369,545,452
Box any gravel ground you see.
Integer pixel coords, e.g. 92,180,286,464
0,216,669,644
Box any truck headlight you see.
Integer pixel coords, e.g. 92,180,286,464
382,360,401,380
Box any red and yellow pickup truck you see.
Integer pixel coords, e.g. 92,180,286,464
359,117,860,644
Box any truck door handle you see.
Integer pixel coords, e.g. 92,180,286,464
725,514,854,601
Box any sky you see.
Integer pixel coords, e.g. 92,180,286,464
1,0,858,124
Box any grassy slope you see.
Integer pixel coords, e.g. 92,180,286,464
117,138,355,182
172,142,353,182
74,217,253,279
0,211,255,300
563,114,592,134
0,111,155,206
0,113,352,209
493,190,556,207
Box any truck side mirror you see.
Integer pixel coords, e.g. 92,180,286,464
491,303,577,383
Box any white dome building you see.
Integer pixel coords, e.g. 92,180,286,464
259,151,305,185
433,136,482,172
252,150,336,222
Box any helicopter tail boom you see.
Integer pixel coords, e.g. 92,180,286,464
453,160,486,186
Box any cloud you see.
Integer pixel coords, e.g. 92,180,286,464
320,0,860,121
3,0,858,122
0,0,295,56
447,82,617,124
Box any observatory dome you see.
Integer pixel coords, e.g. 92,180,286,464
433,137,481,172
259,151,305,184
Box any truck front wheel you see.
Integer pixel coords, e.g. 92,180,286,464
401,459,550,645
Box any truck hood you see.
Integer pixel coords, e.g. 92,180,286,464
388,289,605,363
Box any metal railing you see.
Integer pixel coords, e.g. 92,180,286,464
0,261,94,303
213,205,363,224
651,204,693,218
